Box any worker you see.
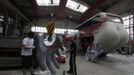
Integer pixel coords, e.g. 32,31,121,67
21,31,35,75
64,35,77,75
85,44,91,61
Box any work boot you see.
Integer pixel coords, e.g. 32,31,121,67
67,70,73,74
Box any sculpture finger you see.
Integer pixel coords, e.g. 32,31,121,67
46,54,56,75
51,52,60,69
36,47,47,71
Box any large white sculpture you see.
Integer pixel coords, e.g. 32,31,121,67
93,12,129,53
66,12,129,62
35,20,62,75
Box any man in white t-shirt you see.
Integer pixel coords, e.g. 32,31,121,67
21,31,35,75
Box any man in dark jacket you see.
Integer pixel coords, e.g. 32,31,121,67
67,39,77,75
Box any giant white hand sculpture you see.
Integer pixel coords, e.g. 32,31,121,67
66,12,129,62
93,13,129,53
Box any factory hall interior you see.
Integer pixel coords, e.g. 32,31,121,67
0,0,134,75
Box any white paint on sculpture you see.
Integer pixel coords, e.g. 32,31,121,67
93,21,129,52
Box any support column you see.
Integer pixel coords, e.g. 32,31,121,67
128,11,132,55
3,6,9,36
14,12,19,37
132,10,134,51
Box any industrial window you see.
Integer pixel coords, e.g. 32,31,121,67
122,15,133,28
36,0,88,13
31,26,78,34
0,16,4,22
122,15,133,39
36,0,60,6
107,15,121,23
66,0,88,13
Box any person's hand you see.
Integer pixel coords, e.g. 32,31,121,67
64,49,69,54
22,45,35,49
32,46,35,48
66,49,71,53
28,46,35,49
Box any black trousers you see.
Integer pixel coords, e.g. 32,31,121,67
21,55,33,69
69,53,77,75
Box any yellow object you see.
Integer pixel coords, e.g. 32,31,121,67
47,20,55,34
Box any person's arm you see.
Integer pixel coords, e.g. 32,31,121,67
22,38,35,49
22,45,35,49
70,46,75,53
57,36,64,51
59,42,65,51
70,41,77,53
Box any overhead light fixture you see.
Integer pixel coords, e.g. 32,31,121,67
66,0,88,13
36,0,60,6
31,26,78,34
51,12,54,17
77,5,80,9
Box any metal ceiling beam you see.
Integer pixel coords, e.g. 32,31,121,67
78,0,106,23
29,0,46,18
29,0,38,17
57,0,68,19
0,0,30,22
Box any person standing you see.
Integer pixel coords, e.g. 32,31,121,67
66,38,77,75
85,44,91,61
21,31,35,75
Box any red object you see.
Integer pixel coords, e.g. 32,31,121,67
56,56,66,63
79,23,101,37
63,36,70,41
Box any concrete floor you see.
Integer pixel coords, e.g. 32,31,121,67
0,54,134,75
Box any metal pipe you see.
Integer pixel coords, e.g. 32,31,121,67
3,5,8,36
